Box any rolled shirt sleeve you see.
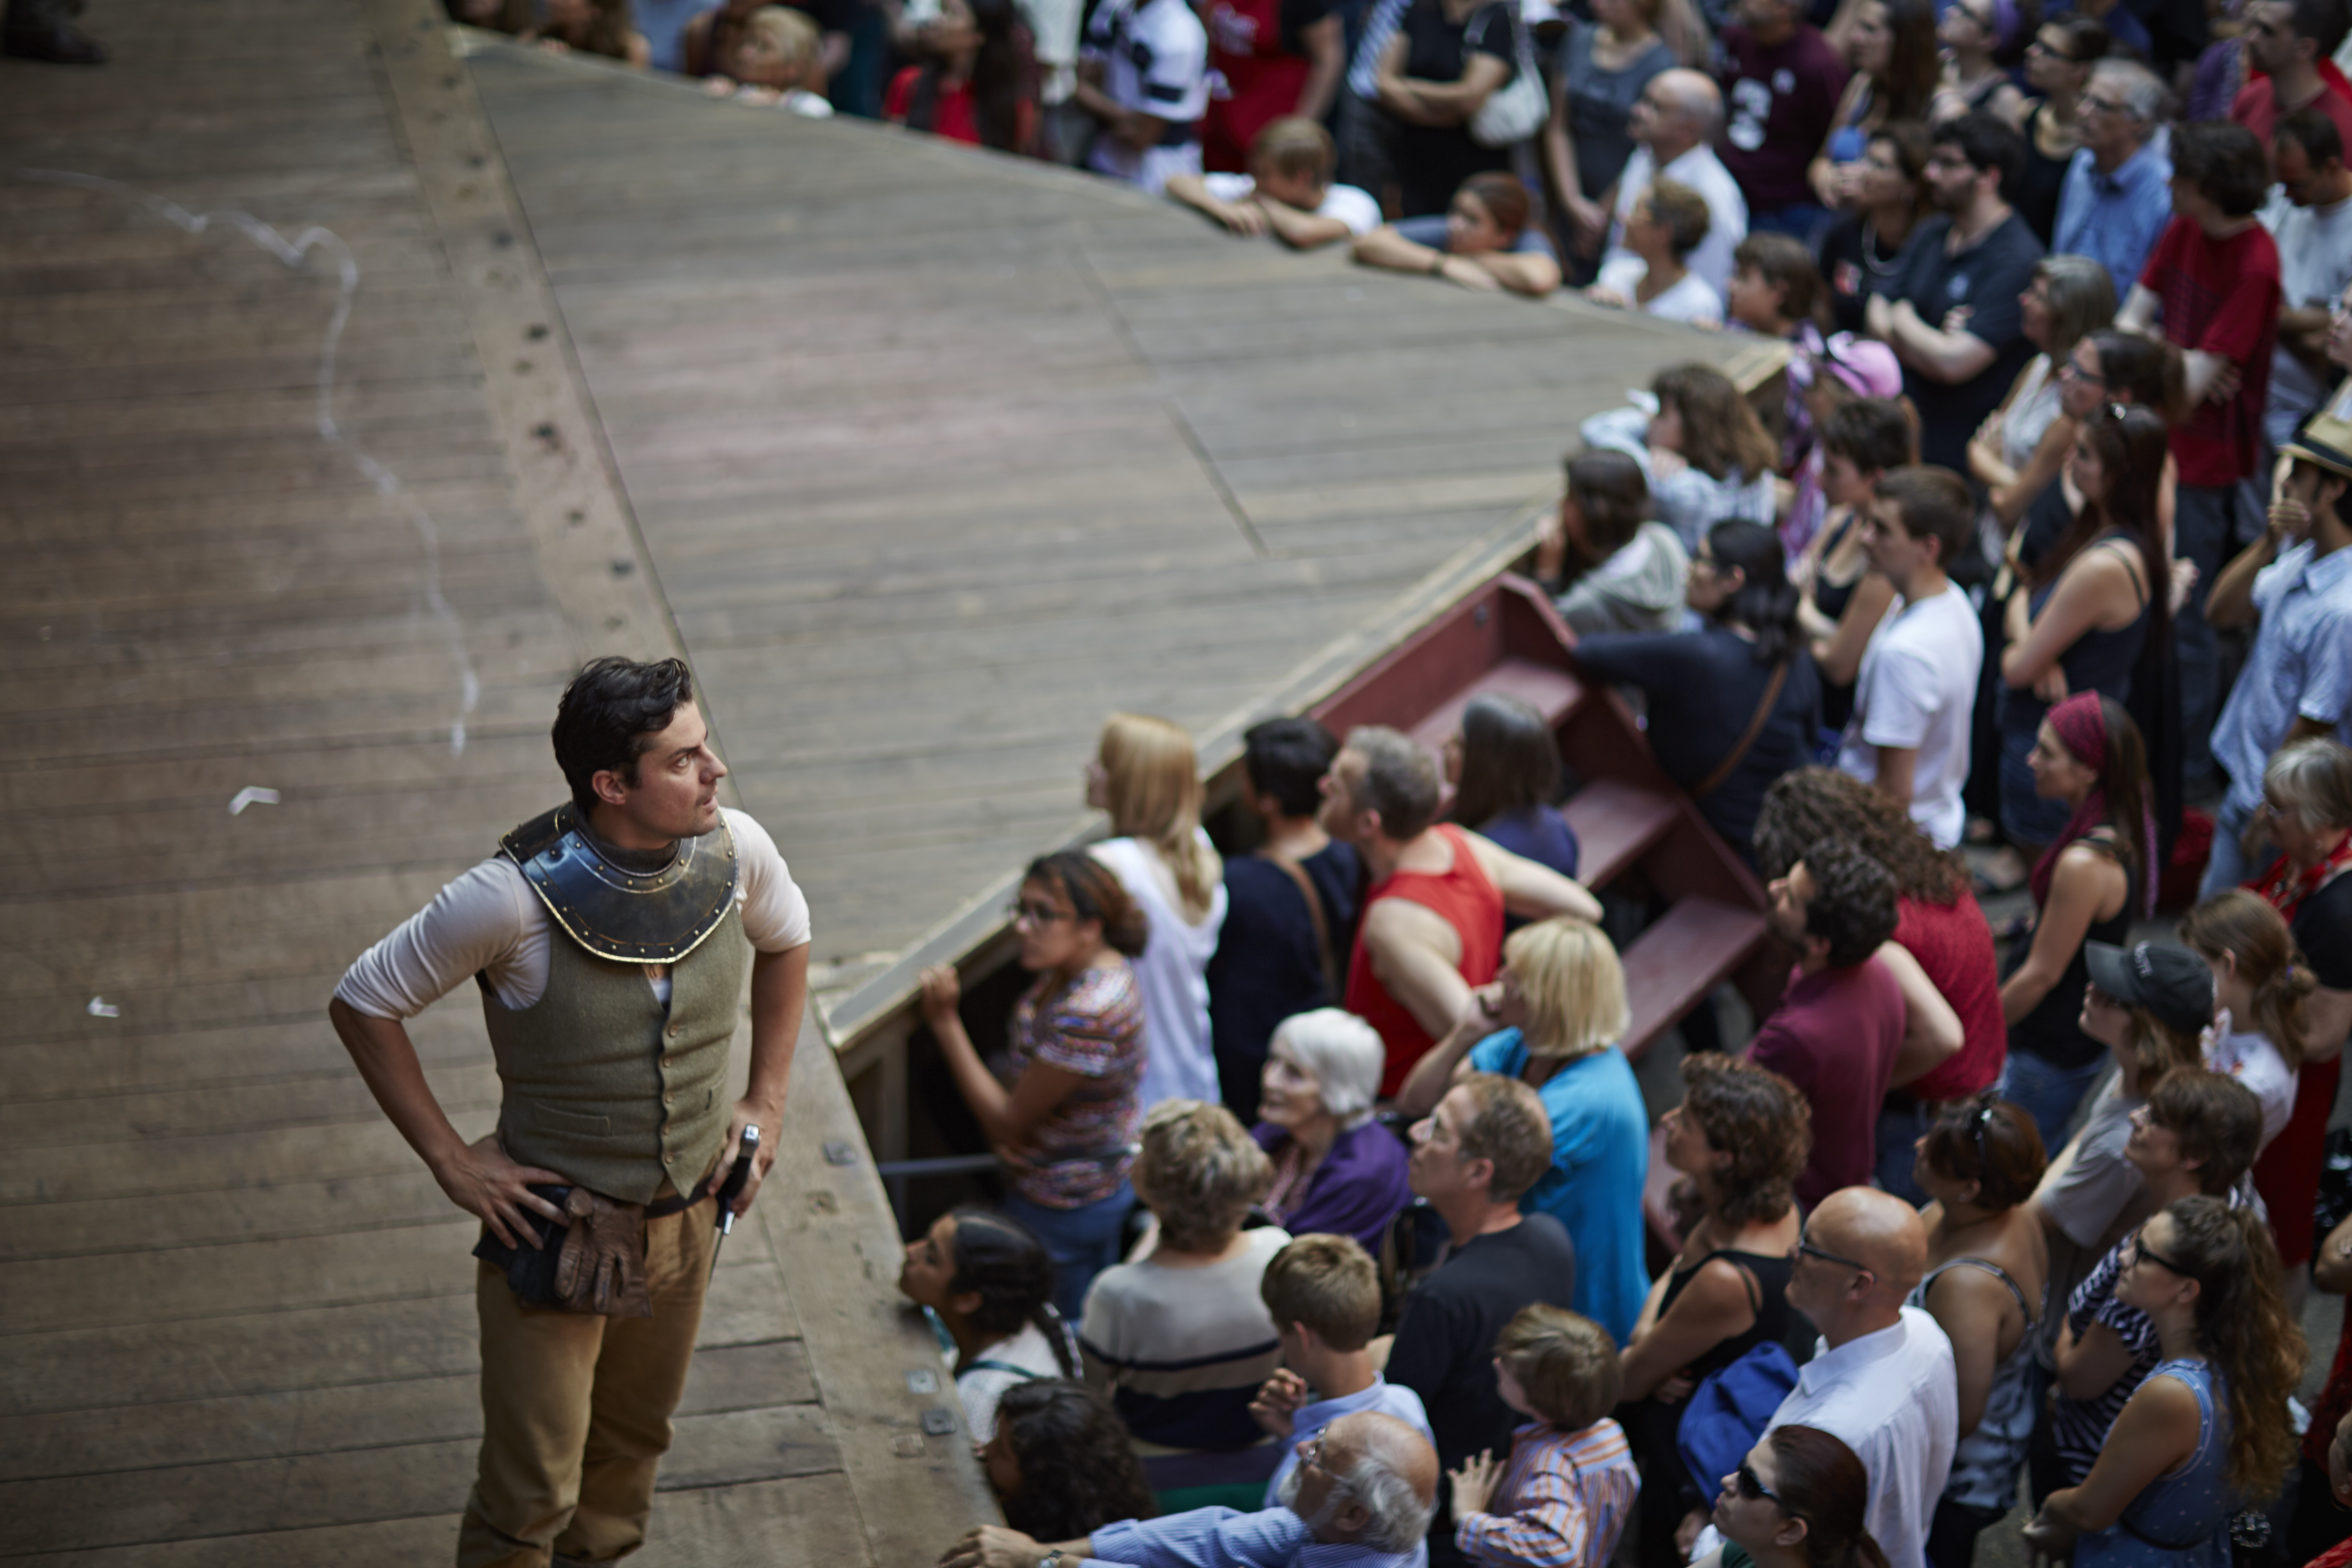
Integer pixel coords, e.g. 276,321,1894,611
726,808,813,953
333,859,539,1020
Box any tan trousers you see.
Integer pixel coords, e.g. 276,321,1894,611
456,1195,717,1568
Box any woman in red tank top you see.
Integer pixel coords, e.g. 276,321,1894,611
1198,0,1345,172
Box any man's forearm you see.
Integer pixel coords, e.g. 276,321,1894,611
745,943,810,1115
328,996,470,1172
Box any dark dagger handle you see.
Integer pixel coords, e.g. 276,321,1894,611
715,1125,759,1236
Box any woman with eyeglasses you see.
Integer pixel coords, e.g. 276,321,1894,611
920,850,1151,1321
1967,256,2116,531
2042,1071,2264,1503
2025,1194,2304,1567
2009,17,2109,243
1696,1424,1889,1568
1906,1096,2049,1568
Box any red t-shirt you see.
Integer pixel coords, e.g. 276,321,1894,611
2229,75,2352,160
1895,890,2007,1102
886,65,982,145
2138,215,2281,488
1746,958,1907,1209
1344,825,1505,1098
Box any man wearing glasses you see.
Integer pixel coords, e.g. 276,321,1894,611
2051,59,2174,301
1728,1188,1957,1568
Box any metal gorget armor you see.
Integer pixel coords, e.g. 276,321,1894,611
499,803,740,964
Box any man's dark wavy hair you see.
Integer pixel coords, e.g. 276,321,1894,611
1797,835,1900,969
551,657,696,815
995,1381,1159,1540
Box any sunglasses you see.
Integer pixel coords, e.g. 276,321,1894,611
1737,1460,1784,1505
1006,900,1073,925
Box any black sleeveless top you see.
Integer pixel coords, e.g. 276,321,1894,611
1813,512,1868,732
2003,835,2140,1070
1657,1247,1797,1381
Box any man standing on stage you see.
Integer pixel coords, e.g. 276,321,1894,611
330,657,813,1568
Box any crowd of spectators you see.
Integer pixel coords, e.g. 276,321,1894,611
423,4,2352,1567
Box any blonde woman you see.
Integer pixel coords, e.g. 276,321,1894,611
1088,713,1228,1109
1396,917,1649,1343
1078,1100,1285,1454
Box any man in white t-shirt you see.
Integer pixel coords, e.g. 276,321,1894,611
1077,0,1209,194
1602,69,1746,298
1836,466,1985,848
2263,107,2352,449
1165,116,1383,247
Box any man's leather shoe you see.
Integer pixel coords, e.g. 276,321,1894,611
2,22,107,61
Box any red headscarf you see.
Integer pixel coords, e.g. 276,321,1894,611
2028,693,2154,915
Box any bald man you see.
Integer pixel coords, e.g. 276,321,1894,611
1767,1188,1957,1568
940,1410,1441,1568
1603,68,1748,297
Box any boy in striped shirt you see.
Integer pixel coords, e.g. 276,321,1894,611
1447,1305,1639,1568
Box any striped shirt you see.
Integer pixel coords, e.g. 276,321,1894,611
1092,1505,1420,1567
1454,1418,1639,1568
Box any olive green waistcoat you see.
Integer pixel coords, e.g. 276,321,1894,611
481,905,747,1205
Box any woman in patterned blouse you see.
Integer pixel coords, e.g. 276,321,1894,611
922,850,1152,1321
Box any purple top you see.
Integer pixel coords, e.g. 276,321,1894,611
1746,958,1907,1209
1250,1119,1414,1254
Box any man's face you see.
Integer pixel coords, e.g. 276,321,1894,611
1627,80,1677,148
2078,74,2140,161
1316,750,1371,845
1860,494,1927,581
1764,861,1817,952
2273,136,2336,207
1922,143,1980,212
1407,1087,1481,1202
597,700,726,841
1282,1421,1359,1528
2243,0,2300,76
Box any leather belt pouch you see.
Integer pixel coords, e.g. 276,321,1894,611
473,1183,653,1318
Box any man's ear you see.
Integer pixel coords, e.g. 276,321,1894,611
1329,1493,1374,1537
591,767,631,807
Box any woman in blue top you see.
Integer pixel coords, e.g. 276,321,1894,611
2024,1195,2305,1568
1394,915,1649,1343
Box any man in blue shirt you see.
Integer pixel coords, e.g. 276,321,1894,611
938,1410,1440,1568
2052,58,2174,299
2199,400,2352,893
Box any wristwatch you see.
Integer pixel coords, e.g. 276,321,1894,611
1039,1552,1070,1568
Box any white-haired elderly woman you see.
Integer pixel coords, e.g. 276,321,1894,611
1250,1009,1414,1254
1397,916,1650,1345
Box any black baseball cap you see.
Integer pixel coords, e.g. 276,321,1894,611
2083,941,2214,1038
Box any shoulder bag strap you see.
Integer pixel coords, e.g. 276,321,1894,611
1259,846,1339,1001
964,1359,1047,1379
1692,660,1791,800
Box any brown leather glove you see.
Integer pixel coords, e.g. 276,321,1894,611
553,1187,653,1318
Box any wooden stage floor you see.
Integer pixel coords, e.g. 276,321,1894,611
0,2,1742,1559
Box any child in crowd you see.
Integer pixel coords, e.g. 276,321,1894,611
710,5,834,115
1249,1234,1436,1505
1725,231,1829,342
1353,173,1564,298
1585,179,1722,327
1165,118,1383,249
1074,0,1207,194
1447,1303,1640,1568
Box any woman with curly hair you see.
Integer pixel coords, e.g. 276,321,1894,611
2025,1195,2305,1565
1757,768,2006,1192
899,1207,1080,1441
920,850,1152,1321
1908,1097,2049,1568
979,1380,1158,1541
1617,1054,1809,1568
